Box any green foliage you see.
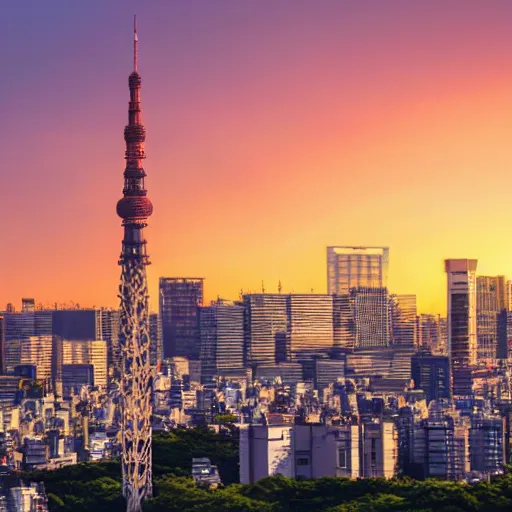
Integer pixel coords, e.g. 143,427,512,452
19,427,512,511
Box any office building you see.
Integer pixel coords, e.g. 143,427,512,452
445,259,478,397
353,288,390,349
389,295,417,347
61,364,94,399
497,309,512,359
61,340,107,388
159,277,204,359
52,310,101,340
0,315,5,374
21,298,35,313
149,313,163,367
476,276,506,363
8,336,55,382
287,295,334,360
417,314,446,355
243,294,287,366
327,246,389,295
411,354,451,403
314,358,346,390
99,309,121,377
199,301,244,384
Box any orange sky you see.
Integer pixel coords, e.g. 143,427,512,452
4,1,512,314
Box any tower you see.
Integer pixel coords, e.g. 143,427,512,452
116,17,153,511
445,259,477,397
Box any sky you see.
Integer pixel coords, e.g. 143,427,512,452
3,1,512,314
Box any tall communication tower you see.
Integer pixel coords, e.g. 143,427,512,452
116,16,153,512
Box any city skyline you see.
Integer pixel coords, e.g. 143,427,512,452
5,1,512,314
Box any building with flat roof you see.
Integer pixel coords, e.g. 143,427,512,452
327,246,389,295
159,278,204,359
445,259,478,397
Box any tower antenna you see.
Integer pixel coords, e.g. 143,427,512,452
134,14,138,72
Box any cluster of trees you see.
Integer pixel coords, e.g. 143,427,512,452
21,428,512,511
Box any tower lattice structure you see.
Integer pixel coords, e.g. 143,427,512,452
116,16,153,512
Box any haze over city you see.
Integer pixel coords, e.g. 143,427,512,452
4,1,512,314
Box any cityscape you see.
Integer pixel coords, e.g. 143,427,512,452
5,2,512,512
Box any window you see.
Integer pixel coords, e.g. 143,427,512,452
338,448,347,468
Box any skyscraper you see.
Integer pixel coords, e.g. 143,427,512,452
243,294,287,366
115,18,153,509
287,294,334,359
149,313,162,367
389,294,417,347
327,246,389,295
159,277,204,359
199,301,244,384
417,314,447,355
60,340,108,388
445,259,477,397
476,275,506,362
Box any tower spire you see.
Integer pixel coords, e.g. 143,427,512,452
133,14,138,72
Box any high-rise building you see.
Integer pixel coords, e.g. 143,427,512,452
243,294,287,366
244,294,335,365
287,295,334,359
497,309,512,359
52,310,101,340
327,246,389,295
21,298,35,313
333,288,391,350
60,340,108,388
476,276,506,363
507,280,512,311
0,316,4,375
353,288,390,349
445,259,478,397
61,364,94,399
417,314,446,355
389,295,417,347
411,354,451,403
149,313,163,367
99,309,121,378
199,301,244,384
159,278,204,359
18,336,54,382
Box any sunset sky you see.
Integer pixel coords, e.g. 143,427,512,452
4,1,512,314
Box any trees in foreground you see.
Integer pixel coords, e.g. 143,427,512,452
22,429,512,511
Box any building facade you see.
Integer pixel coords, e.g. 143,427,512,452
445,259,478,397
327,246,389,295
476,276,506,363
159,278,204,359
